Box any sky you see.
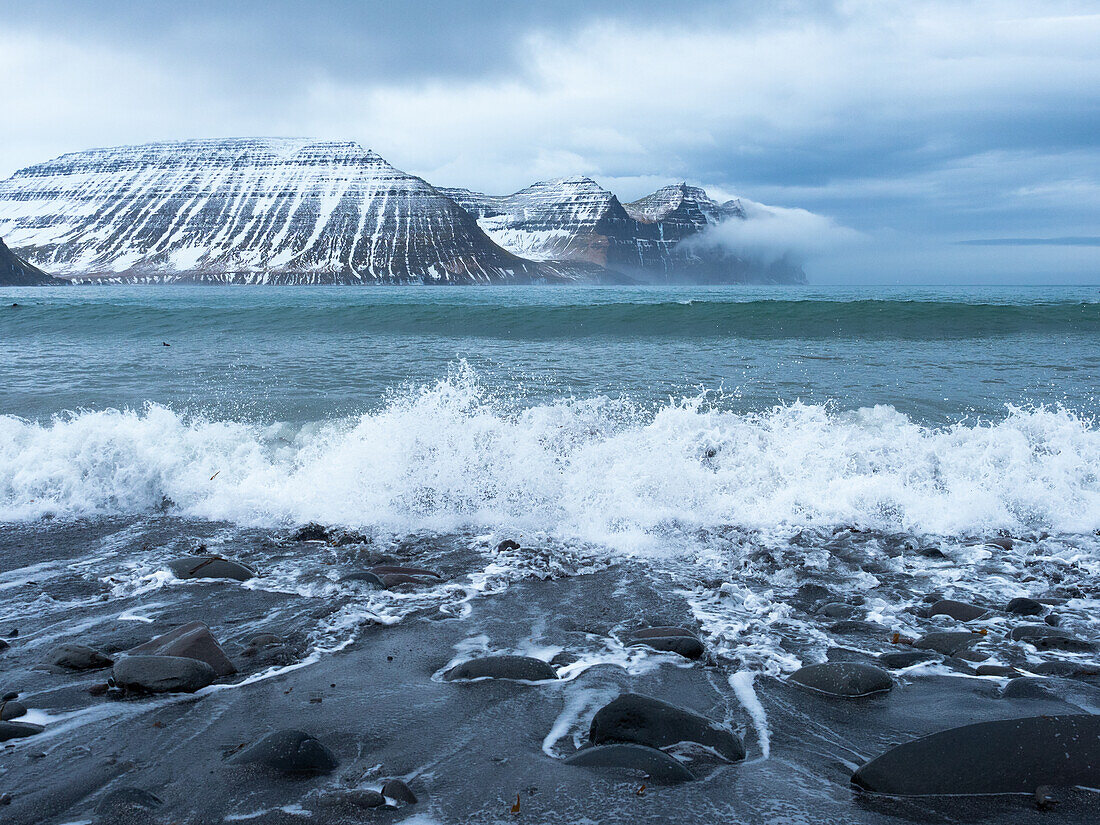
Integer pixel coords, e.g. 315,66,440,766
1,0,1098,283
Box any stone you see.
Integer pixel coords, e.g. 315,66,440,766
564,743,693,784
852,715,1100,796
1032,661,1100,678
315,789,387,809
112,655,216,693
828,620,889,636
443,655,557,682
1000,677,1059,700
292,523,329,541
913,632,980,656
975,665,1021,678
0,721,43,741
0,639,8,652
929,599,988,622
789,663,893,697
0,700,27,720
1006,597,1043,616
496,539,521,552
817,602,858,619
589,693,745,761
43,643,113,671
340,571,386,587
167,556,254,581
124,622,236,676
623,627,705,660
229,729,338,774
1010,625,1094,652
382,779,418,804
878,650,937,669
94,787,162,816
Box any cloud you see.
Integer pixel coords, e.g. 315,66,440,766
687,201,864,262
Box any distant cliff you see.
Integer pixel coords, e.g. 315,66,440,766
0,237,61,285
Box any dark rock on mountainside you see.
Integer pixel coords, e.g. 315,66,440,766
0,237,61,285
229,729,338,774
789,663,894,697
852,715,1100,796
442,655,557,682
564,743,694,784
112,655,216,693
589,694,745,761
0,139,543,284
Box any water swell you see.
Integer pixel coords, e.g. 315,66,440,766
5,298,1100,340
2,367,1098,540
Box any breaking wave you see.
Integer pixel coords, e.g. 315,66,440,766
1,365,1098,543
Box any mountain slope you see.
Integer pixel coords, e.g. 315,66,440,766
0,237,62,285
0,139,543,283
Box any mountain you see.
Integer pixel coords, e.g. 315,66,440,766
0,139,544,284
442,179,804,284
0,236,61,285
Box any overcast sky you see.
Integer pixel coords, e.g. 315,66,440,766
1,0,1097,282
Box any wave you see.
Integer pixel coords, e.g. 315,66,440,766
1,365,1099,541
5,298,1100,340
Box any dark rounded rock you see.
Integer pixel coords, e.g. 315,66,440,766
167,556,255,582
852,715,1100,796
1032,661,1100,678
1045,614,1061,626
112,655,216,693
0,721,43,741
564,743,693,784
589,693,745,761
1010,625,1094,652
369,565,442,578
1,691,17,701
292,523,329,541
878,650,938,669
1006,597,1043,615
124,622,236,676
314,789,386,809
0,700,27,720
623,627,705,659
340,571,386,587
229,729,338,774
94,787,162,816
443,655,557,682
914,631,980,656
817,602,858,619
43,643,114,671
1000,677,1059,700
828,620,889,636
789,662,893,697
826,647,877,664
1010,624,1071,641
382,779,418,804
984,537,1015,551
0,639,8,652
496,539,521,552
975,665,1021,678
929,599,988,622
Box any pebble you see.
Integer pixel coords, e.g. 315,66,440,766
229,729,338,774
0,700,27,720
564,743,693,784
928,599,988,622
878,650,937,669
589,693,745,761
623,627,705,659
443,655,557,682
496,539,521,552
1006,597,1044,616
913,631,981,656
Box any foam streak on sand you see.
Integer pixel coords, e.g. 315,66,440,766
729,671,770,759
2,367,1099,544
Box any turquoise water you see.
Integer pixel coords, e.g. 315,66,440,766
2,285,1098,424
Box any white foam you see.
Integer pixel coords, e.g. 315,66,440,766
728,670,770,759
2,366,1099,544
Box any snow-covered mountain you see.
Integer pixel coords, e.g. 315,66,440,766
442,179,804,283
0,236,60,285
0,139,542,284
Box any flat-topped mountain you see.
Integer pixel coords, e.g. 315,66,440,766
0,236,61,285
0,139,540,284
0,139,804,284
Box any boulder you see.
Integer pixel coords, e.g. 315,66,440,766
929,599,988,622
564,743,693,784
0,721,43,741
623,627,705,659
124,622,236,676
42,643,113,671
112,655,216,693
0,700,27,720
878,650,937,669
167,556,254,582
789,663,893,697
589,694,744,761
852,715,1100,796
229,729,338,774
913,632,980,656
1010,625,1094,652
443,655,557,682
1006,597,1043,616
382,779,418,804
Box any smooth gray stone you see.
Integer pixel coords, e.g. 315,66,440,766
0,721,43,742
975,665,1021,678
167,556,255,581
1011,625,1094,652
0,700,27,720
789,662,893,697
94,787,162,815
1006,597,1044,615
914,632,980,656
369,565,442,578
929,599,988,622
828,620,889,636
314,789,386,809
125,621,236,676
589,693,745,761
112,655,216,693
1010,624,1071,640
564,743,693,784
443,655,557,682
1032,661,1100,678
1000,677,1058,700
43,643,113,671
340,571,386,587
624,627,705,659
817,602,858,619
878,650,937,669
229,729,338,774
382,779,418,804
852,715,1100,796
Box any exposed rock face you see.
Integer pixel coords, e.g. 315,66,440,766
0,139,541,284
0,237,59,285
443,179,804,284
